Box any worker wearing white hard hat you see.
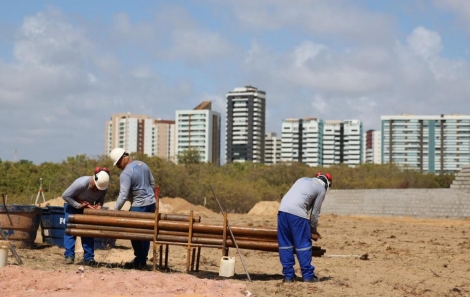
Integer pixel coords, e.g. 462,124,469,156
62,167,110,266
109,148,156,270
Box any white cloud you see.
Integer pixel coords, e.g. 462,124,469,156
407,26,442,60
0,8,198,163
225,0,395,45
434,0,470,29
241,26,470,132
1,2,470,165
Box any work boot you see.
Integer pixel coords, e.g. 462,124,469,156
303,276,319,283
65,257,74,264
282,278,295,284
123,261,146,270
84,259,98,267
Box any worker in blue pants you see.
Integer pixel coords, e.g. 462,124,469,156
62,167,110,265
277,173,332,283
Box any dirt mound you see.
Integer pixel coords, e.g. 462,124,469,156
102,198,212,215
0,266,246,297
160,197,216,216
37,196,65,208
248,201,280,216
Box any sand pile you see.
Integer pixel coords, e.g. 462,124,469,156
37,196,65,207
103,197,213,215
160,197,216,216
39,197,213,216
248,201,280,216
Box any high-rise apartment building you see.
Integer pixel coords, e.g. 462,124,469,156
154,120,176,160
323,120,362,167
381,114,470,173
363,130,381,164
281,118,303,163
105,113,176,160
226,86,266,163
302,118,324,166
175,101,221,165
265,132,281,165
281,118,323,166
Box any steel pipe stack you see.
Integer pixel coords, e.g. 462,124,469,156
66,209,326,257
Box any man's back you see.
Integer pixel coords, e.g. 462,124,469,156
279,177,326,220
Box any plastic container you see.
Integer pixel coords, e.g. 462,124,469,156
219,256,235,277
41,206,67,248
0,245,8,268
41,205,116,249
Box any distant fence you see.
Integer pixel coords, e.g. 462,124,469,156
322,189,470,218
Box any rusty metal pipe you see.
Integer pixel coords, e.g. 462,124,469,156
67,223,278,242
69,214,279,238
66,228,325,256
67,228,274,252
83,208,200,222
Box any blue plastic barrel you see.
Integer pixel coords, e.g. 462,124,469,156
40,205,115,250
40,206,67,248
0,204,43,249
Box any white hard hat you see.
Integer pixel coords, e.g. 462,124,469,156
94,171,110,190
110,147,126,166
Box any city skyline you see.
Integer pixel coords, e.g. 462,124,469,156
1,1,470,164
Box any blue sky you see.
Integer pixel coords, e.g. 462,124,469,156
1,0,470,164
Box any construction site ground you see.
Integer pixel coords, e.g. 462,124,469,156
1,197,470,297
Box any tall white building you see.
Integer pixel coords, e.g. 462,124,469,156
323,120,362,167
175,101,221,165
381,114,470,173
281,118,323,166
302,118,323,166
281,119,303,163
226,86,266,163
105,113,176,160
363,130,381,164
265,132,281,165
154,120,176,161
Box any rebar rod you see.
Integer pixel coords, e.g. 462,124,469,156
210,186,251,281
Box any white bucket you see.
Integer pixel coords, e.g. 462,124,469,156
219,256,235,277
0,245,8,268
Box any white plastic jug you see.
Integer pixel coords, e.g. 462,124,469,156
0,245,8,268
219,256,235,277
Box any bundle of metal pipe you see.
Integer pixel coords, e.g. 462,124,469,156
66,209,326,257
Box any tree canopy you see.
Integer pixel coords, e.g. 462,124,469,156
0,154,455,213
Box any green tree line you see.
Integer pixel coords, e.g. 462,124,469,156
0,154,455,213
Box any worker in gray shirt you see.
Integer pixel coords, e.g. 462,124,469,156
110,148,156,270
277,172,332,283
62,167,110,266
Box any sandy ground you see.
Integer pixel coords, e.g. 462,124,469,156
1,198,470,297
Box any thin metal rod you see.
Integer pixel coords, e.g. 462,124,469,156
210,185,251,282
153,186,160,272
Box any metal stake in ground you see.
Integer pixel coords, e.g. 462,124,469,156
209,186,251,282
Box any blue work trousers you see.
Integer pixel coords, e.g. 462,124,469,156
277,211,315,280
64,204,95,261
129,203,156,266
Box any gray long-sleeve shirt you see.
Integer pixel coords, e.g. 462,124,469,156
62,176,107,209
114,160,156,210
278,177,327,232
